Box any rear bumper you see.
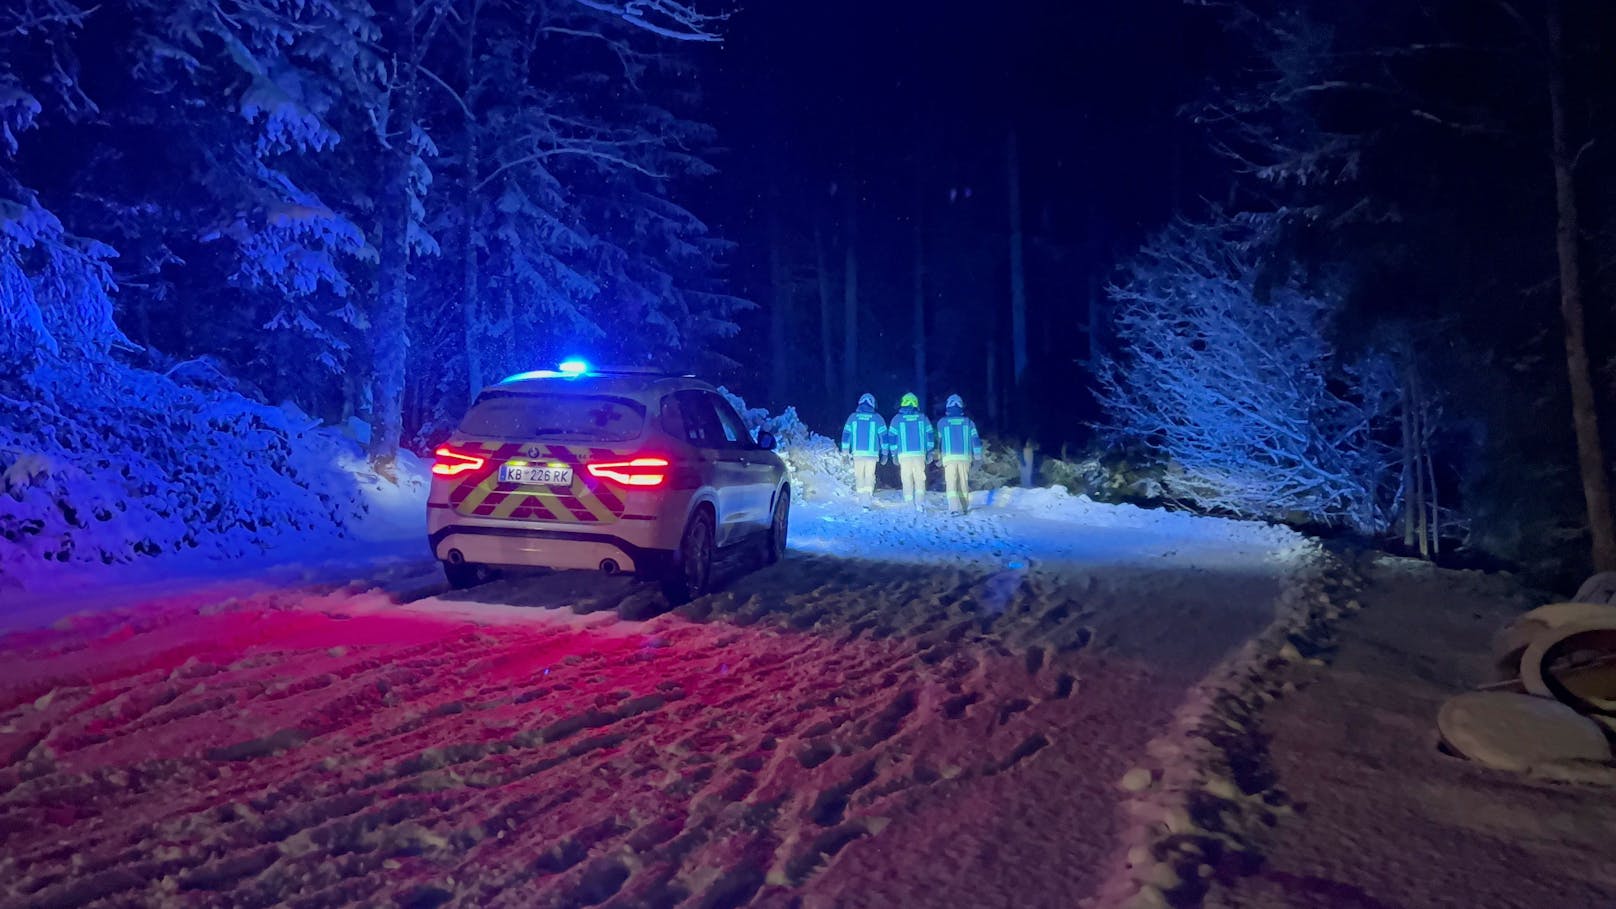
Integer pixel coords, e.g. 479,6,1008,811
428,523,674,575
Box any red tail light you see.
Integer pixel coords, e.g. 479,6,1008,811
431,445,487,476
587,456,670,487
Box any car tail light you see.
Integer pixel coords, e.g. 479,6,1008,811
587,456,670,487
431,445,487,477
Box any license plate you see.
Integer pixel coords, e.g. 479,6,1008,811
499,465,574,486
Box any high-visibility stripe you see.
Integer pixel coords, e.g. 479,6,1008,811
891,416,928,454
855,419,877,454
446,440,632,524
939,418,977,457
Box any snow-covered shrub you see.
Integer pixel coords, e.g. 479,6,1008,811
717,387,849,501
0,363,423,589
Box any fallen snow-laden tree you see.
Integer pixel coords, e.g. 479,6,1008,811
1098,217,1398,532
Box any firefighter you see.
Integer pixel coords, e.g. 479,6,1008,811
885,392,935,511
935,393,984,514
840,392,888,503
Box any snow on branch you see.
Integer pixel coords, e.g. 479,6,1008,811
1097,216,1399,532
0,0,97,42
568,0,723,42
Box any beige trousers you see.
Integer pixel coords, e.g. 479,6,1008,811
943,459,971,513
898,455,927,505
853,457,878,496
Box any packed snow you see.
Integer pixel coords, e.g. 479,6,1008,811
0,478,1316,908
1205,558,1616,909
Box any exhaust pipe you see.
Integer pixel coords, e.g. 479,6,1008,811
599,558,621,576
446,549,467,565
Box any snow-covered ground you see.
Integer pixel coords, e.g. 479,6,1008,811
1205,557,1616,909
0,486,1313,908
0,444,432,634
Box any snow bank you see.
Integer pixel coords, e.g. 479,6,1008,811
0,365,427,591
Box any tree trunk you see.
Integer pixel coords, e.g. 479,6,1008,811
842,187,859,407
1412,374,1429,559
1548,1,1616,572
368,0,419,470
1007,130,1029,393
370,157,412,468
768,206,790,406
1401,372,1417,549
1426,432,1441,557
814,220,836,415
986,340,999,426
1081,273,1102,370
462,0,483,405
913,193,927,412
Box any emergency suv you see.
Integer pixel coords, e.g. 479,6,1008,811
427,362,790,601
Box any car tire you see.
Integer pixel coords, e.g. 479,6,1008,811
664,508,715,605
442,561,482,590
764,489,790,565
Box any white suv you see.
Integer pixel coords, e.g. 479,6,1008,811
426,363,790,600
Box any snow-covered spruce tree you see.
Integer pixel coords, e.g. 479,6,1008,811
0,1,124,377
1097,217,1399,532
403,0,743,441
118,0,383,408
0,2,390,581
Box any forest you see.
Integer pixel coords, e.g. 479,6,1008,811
6,0,1616,586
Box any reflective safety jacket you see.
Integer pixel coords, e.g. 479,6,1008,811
885,407,936,458
936,415,983,463
840,408,889,458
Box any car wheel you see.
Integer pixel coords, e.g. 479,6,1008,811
665,508,715,604
442,561,482,590
764,489,790,565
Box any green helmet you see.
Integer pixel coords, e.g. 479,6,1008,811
900,392,919,409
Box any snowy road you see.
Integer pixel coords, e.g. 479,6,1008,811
0,490,1309,909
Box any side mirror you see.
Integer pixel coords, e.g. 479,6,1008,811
755,430,777,451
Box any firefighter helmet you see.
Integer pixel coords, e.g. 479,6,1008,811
900,392,920,409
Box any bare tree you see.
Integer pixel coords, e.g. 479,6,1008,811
1099,217,1399,531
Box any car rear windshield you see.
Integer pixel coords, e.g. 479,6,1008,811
458,393,647,443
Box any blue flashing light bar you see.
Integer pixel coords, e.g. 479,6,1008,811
498,359,592,384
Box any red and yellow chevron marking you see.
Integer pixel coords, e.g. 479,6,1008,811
444,441,628,524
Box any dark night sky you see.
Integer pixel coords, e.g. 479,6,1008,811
686,0,1229,411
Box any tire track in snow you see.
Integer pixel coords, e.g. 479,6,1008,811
0,498,1301,908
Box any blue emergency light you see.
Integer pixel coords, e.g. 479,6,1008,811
498,359,591,384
